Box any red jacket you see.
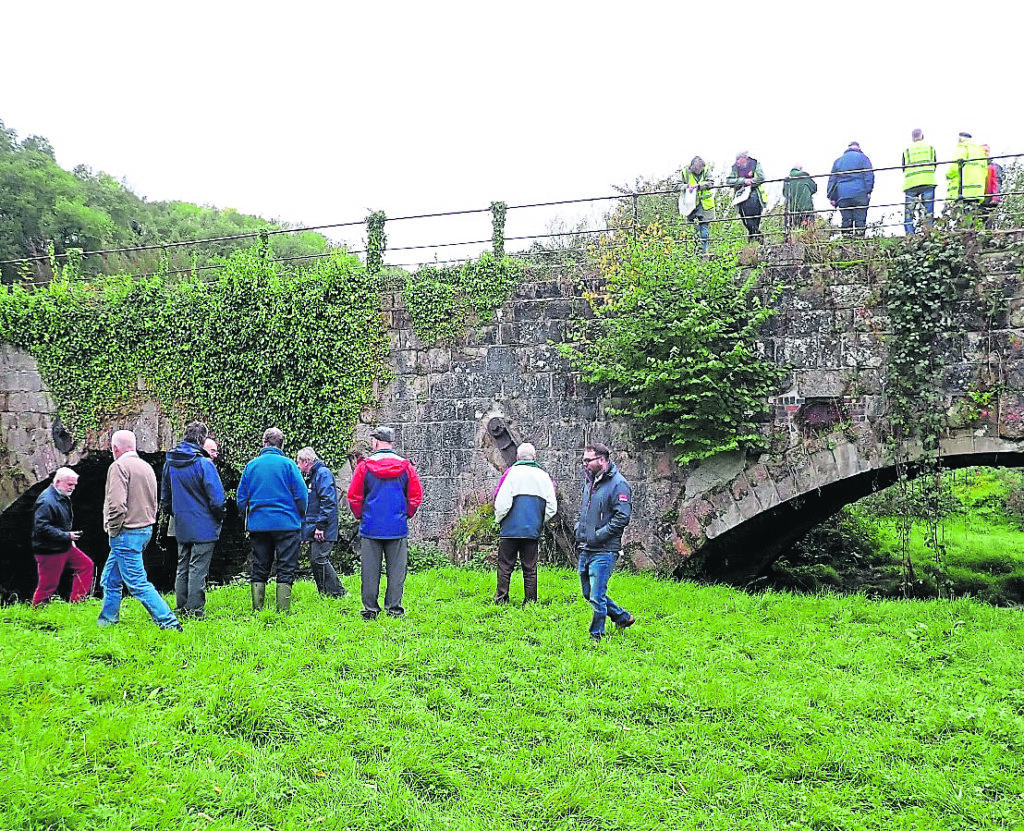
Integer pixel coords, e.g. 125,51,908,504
346,451,422,539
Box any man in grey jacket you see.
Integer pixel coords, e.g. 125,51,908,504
575,442,636,640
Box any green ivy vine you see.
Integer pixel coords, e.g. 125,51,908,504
882,223,982,595
0,247,392,470
365,211,387,275
490,201,507,259
402,253,524,344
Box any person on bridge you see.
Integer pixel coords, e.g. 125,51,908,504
945,131,987,213
31,467,94,606
237,427,308,613
347,426,422,620
901,129,937,235
99,430,181,630
493,442,557,604
726,151,767,242
160,421,225,620
827,141,874,236
981,144,1003,229
297,446,347,599
575,442,636,641
681,156,715,253
783,165,817,236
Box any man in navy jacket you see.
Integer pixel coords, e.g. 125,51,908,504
161,421,225,619
575,442,636,640
297,446,347,598
827,141,875,236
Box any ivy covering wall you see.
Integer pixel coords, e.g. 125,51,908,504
0,248,392,469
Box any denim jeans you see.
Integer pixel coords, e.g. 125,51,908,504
175,540,216,615
308,539,345,597
904,185,936,235
687,208,710,253
250,530,301,585
578,551,630,638
361,537,408,618
99,527,179,628
837,197,869,235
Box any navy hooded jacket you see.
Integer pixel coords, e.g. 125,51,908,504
301,460,339,542
160,441,226,543
827,147,875,204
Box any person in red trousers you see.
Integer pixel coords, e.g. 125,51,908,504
32,467,94,606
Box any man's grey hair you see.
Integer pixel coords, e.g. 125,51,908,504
516,443,537,461
262,427,284,448
111,430,136,452
296,446,318,463
53,467,79,484
912,128,924,141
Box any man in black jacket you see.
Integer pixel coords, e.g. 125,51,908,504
32,467,94,606
575,443,636,640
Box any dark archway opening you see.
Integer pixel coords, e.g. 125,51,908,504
684,451,1024,587
0,452,250,604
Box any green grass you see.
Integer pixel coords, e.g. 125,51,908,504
2,569,1024,830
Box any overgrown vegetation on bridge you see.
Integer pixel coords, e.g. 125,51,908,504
0,247,391,468
562,222,786,464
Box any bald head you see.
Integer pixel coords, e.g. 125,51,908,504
111,430,137,457
517,443,537,461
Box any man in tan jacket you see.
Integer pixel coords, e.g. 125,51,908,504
98,430,181,630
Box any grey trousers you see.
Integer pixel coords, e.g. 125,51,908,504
360,537,408,618
175,540,216,615
308,539,346,597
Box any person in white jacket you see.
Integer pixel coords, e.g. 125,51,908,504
493,443,557,604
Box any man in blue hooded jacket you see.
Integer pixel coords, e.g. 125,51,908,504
297,446,347,598
575,442,636,640
827,141,875,236
161,421,225,619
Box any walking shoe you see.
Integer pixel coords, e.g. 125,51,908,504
617,614,636,629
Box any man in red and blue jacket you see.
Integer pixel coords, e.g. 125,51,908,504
347,426,423,619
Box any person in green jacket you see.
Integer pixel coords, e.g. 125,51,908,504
783,165,817,236
946,131,987,212
680,156,715,253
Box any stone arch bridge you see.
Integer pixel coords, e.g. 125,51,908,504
2,240,1024,591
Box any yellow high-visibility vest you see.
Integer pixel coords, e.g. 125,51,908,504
902,142,937,190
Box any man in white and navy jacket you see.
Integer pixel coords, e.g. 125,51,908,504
493,443,557,604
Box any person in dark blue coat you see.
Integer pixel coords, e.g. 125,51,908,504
297,446,347,598
827,141,875,236
160,421,226,619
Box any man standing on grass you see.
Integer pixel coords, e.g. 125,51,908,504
161,421,225,620
297,446,347,599
493,443,557,604
31,467,94,606
347,426,422,620
575,442,635,641
237,427,307,614
99,430,181,630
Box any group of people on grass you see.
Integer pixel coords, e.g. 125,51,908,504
681,129,1005,250
30,423,636,640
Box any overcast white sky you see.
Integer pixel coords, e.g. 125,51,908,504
3,1,1021,264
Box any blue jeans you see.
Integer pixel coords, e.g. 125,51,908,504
99,527,179,628
687,208,710,253
578,551,630,638
904,185,935,235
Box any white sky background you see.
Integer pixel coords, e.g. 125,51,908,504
2,0,1022,266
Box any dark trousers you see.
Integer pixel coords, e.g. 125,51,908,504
495,538,540,603
738,194,762,240
175,540,216,615
250,530,301,585
838,197,869,235
33,545,94,606
308,539,346,597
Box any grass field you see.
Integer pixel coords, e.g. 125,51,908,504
2,568,1023,830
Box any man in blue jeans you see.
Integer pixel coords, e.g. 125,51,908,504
99,430,181,630
575,442,636,641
